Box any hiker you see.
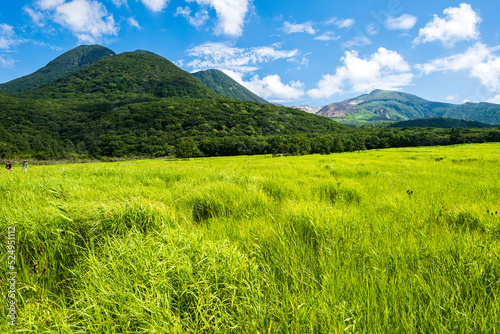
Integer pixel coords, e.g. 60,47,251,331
6,161,12,172
22,160,28,172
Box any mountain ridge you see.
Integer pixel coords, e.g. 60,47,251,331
0,45,115,93
192,69,268,104
316,90,500,125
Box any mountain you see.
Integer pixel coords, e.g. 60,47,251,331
0,47,349,159
0,45,115,93
29,51,218,100
388,117,495,128
317,90,500,125
292,105,322,114
192,69,268,104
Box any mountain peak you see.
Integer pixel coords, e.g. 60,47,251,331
192,69,268,104
30,51,218,99
0,45,115,93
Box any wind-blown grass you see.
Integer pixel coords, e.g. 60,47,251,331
1,143,499,333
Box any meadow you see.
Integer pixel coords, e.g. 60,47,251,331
1,143,499,333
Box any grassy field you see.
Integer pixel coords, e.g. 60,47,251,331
1,143,499,333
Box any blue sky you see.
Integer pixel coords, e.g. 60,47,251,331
1,0,500,107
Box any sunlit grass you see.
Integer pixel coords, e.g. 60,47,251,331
1,143,499,333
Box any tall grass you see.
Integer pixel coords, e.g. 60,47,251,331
1,143,499,333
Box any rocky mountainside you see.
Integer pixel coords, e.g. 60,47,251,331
316,90,500,125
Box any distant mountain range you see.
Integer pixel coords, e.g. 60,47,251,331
313,89,500,125
1,44,499,127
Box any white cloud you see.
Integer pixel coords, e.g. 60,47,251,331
188,0,250,37
139,0,169,12
341,36,371,49
111,0,127,7
0,24,19,50
37,0,65,10
174,6,209,28
0,24,14,37
414,3,481,46
470,55,500,92
24,7,45,27
222,70,305,101
282,21,315,35
314,32,339,42
28,0,118,43
127,17,141,29
184,42,299,73
0,55,15,67
416,42,492,75
386,14,417,30
335,18,355,29
487,95,500,104
416,42,500,94
308,48,413,99
53,0,118,43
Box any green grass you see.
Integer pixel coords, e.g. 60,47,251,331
1,143,500,333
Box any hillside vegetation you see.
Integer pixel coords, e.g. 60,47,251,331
0,48,498,160
1,144,499,332
192,69,269,104
0,45,115,93
318,89,500,125
29,52,218,100
388,117,495,128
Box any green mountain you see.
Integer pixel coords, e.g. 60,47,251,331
0,45,115,93
29,51,218,100
0,48,348,159
192,69,269,104
388,117,495,128
317,90,500,125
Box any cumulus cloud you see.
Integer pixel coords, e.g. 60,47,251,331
416,42,500,94
282,21,316,35
308,48,413,99
187,0,250,37
53,0,118,43
27,0,118,43
416,42,493,74
174,6,209,28
139,0,169,12
386,14,417,30
184,42,299,73
487,95,500,104
414,3,481,46
223,70,305,102
182,42,303,101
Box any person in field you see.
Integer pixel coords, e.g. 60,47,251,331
6,161,12,172
22,160,28,172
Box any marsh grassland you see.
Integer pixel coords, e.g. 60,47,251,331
1,143,500,333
